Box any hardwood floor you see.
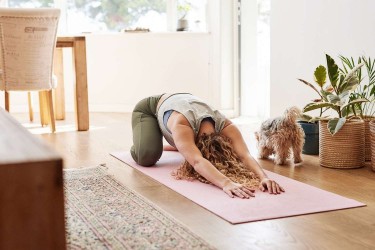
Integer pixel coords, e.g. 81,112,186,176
15,112,375,250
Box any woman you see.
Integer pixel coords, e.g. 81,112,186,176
131,93,284,199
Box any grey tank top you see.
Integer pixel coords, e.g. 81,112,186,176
157,93,227,147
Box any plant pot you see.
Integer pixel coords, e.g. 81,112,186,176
319,120,365,169
177,19,189,31
364,116,374,162
370,120,375,171
298,121,319,155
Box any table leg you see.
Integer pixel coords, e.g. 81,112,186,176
53,48,65,120
72,38,89,131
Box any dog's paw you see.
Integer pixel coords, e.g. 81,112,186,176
294,158,303,164
274,159,286,165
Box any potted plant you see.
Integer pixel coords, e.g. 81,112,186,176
302,54,368,169
339,55,375,161
297,65,328,155
176,1,191,31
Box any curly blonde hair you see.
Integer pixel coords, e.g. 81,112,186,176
172,133,260,189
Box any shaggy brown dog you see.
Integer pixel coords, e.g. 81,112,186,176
255,107,305,165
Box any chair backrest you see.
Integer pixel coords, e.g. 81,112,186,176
0,8,60,91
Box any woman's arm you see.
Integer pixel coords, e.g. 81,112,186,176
163,145,178,151
221,122,284,194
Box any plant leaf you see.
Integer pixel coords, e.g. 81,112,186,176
309,116,327,123
341,106,352,117
339,62,364,93
321,88,333,101
326,54,339,88
339,90,350,106
327,94,340,104
340,74,359,92
327,117,346,135
314,65,327,88
298,113,313,122
297,78,322,97
339,55,355,69
341,98,369,110
340,63,348,74
371,86,375,96
303,102,339,113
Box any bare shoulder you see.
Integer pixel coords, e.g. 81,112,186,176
223,118,232,127
167,111,191,130
168,112,195,147
167,113,201,162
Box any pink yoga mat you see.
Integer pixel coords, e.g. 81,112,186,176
110,151,365,224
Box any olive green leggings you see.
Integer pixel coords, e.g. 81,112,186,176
130,95,163,166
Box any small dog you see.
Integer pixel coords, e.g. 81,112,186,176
255,106,305,165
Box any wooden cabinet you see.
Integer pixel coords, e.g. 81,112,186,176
0,108,66,250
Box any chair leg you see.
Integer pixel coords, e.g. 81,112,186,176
5,91,9,112
39,91,48,126
46,90,56,133
28,92,34,122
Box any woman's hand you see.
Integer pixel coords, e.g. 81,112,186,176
223,181,255,199
259,178,285,194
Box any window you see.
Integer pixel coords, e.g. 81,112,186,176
8,0,53,8
5,0,207,33
66,0,167,32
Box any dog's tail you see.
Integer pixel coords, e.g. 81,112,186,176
282,106,302,123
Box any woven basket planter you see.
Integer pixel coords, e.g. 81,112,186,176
364,117,374,162
370,120,375,171
319,120,365,169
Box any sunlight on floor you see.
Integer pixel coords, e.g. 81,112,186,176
22,122,105,134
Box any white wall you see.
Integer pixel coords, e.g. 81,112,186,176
85,33,211,112
270,0,375,117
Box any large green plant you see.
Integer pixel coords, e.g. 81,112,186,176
300,54,368,135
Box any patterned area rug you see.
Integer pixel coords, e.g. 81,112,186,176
64,165,213,249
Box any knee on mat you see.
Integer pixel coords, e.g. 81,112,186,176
131,147,162,167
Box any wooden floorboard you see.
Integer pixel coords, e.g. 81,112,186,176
11,112,375,250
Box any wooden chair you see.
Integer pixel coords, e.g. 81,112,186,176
0,8,60,133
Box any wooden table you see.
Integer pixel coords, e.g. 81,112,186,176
0,107,66,249
54,35,89,131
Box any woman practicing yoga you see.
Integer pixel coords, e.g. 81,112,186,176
131,93,284,199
